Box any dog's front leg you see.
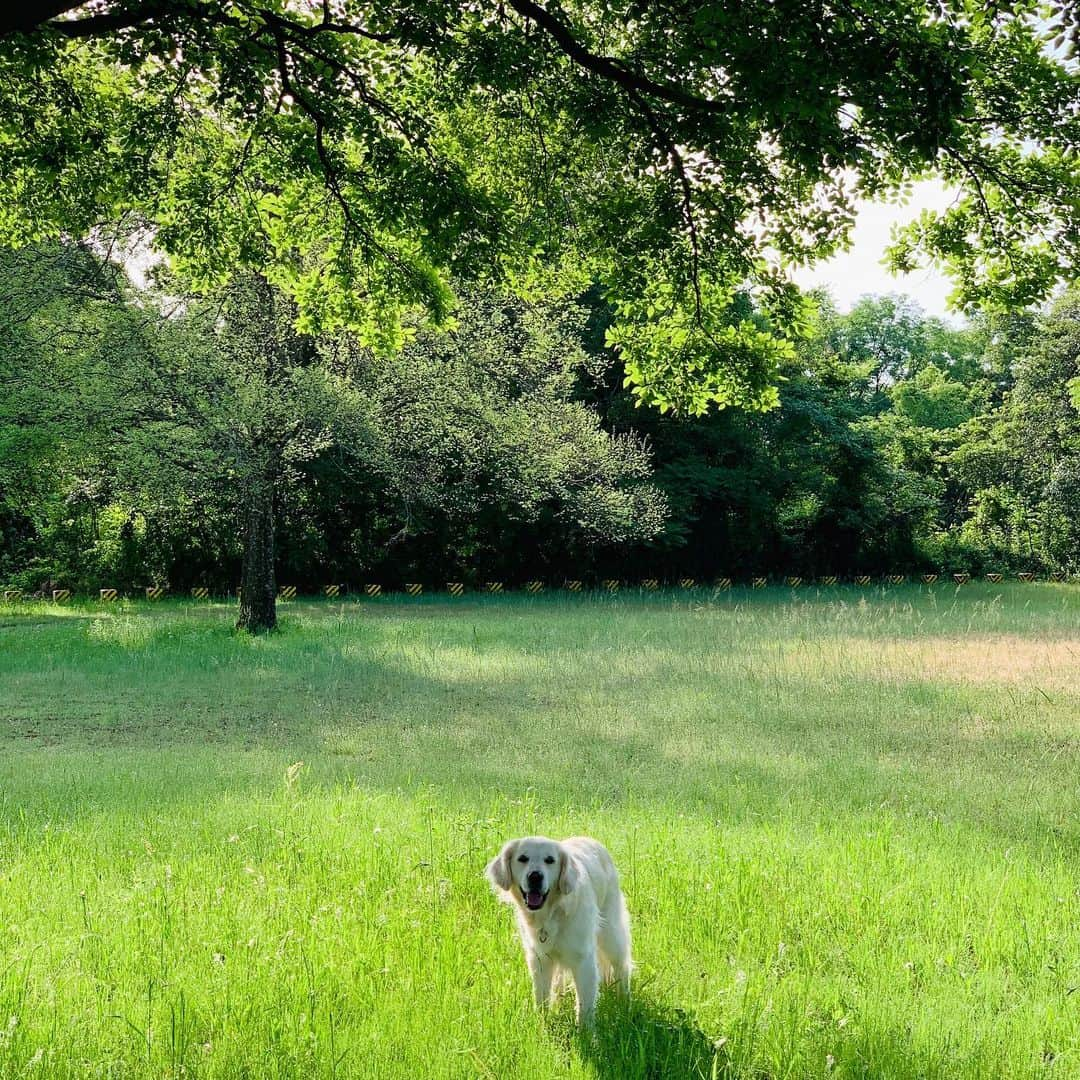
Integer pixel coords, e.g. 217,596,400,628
527,949,554,1008
569,951,599,1028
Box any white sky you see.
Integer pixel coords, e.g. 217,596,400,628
792,179,961,319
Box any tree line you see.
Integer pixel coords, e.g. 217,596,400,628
1,0,1076,628
2,244,1076,621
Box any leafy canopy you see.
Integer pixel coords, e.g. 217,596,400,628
1,0,1077,413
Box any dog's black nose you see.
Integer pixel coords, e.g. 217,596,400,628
527,870,544,889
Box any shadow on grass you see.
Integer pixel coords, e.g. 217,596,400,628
4,590,1079,860
566,992,725,1080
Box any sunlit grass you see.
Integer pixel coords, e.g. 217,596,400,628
1,584,1079,1077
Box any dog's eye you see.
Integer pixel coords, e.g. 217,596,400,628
517,854,529,863
544,856,555,864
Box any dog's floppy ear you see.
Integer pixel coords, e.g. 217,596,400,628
485,840,516,892
558,845,580,894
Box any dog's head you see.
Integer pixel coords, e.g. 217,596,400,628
485,836,579,913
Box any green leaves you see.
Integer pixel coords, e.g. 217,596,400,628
0,0,1077,410
348,288,667,545
1068,377,1080,413
604,276,797,414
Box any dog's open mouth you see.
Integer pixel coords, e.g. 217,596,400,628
522,887,548,911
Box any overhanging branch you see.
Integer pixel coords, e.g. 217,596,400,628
0,0,85,37
504,0,727,116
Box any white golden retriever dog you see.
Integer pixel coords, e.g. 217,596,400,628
485,835,632,1027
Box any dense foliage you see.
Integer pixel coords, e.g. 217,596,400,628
0,246,667,591
590,292,1076,580
1,0,1077,415
2,1,1077,626
2,248,1077,591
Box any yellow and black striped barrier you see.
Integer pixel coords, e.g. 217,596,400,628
99,588,118,602
153,570,1072,608
2,589,21,601
152,571,1072,607
52,588,71,602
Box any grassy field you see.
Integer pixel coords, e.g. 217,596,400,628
1,585,1079,1078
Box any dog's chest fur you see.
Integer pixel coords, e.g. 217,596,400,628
518,906,569,957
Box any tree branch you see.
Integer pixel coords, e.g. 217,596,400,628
2,0,393,43
0,0,84,37
503,0,727,115
31,2,173,38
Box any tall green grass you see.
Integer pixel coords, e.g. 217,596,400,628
1,585,1078,1077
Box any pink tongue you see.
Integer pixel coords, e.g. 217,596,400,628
526,891,544,907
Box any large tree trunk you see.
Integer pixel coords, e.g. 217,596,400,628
236,476,276,633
